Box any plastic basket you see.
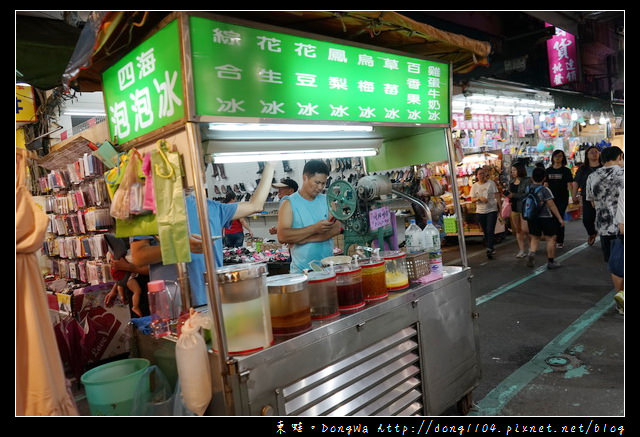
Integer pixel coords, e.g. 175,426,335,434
443,217,458,234
81,358,150,416
405,252,430,281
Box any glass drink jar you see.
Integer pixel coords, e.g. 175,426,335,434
360,259,388,303
334,264,365,314
215,263,273,355
267,274,311,338
382,251,410,292
306,270,339,320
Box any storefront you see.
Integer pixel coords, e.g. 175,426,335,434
31,12,484,416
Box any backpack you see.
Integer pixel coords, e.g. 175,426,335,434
522,185,545,221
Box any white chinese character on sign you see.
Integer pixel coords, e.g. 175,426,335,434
136,48,156,79
427,65,441,77
408,62,421,74
407,109,422,120
427,88,441,99
129,88,154,131
294,43,317,58
330,105,349,117
118,62,135,91
428,111,440,121
153,70,182,118
359,106,376,118
109,101,130,138
358,54,374,67
407,94,421,105
217,98,245,113
257,36,282,52
407,79,421,90
428,100,441,110
259,69,283,84
358,81,375,93
212,28,241,45
296,73,318,87
427,77,440,88
260,100,285,115
552,62,564,75
383,84,399,95
297,102,319,116
329,77,348,90
384,108,400,119
380,58,399,70
215,64,243,80
328,48,347,63
553,38,572,59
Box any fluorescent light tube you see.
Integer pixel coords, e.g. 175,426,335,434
213,148,377,163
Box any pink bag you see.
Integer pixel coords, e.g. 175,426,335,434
501,198,512,218
142,152,156,213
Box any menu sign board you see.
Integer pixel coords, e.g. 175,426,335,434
102,20,185,144
190,15,450,126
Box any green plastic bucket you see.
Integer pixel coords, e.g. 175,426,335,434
81,358,150,416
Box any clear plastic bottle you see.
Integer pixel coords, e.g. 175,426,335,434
423,221,443,278
148,280,172,338
405,219,425,253
422,220,441,251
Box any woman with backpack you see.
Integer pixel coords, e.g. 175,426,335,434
524,167,565,269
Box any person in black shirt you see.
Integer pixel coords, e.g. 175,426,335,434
573,146,602,245
545,150,577,249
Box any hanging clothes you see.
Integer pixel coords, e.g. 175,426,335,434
16,149,78,416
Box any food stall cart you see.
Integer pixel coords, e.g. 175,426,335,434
93,11,479,416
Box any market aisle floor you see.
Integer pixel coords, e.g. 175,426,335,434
442,219,624,416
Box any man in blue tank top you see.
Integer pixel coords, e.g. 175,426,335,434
277,160,342,273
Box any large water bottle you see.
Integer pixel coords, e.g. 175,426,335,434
423,220,443,278
405,219,425,253
422,220,441,251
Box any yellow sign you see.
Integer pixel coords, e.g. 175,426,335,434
16,84,37,123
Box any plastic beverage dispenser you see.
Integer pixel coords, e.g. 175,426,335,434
267,274,312,338
360,258,388,303
306,270,339,320
381,250,410,292
214,263,273,355
334,264,365,314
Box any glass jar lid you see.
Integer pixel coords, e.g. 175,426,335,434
306,270,336,283
267,274,308,293
216,263,267,284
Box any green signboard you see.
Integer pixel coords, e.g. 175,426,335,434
190,16,450,126
102,20,184,144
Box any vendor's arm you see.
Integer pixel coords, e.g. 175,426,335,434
276,199,335,244
111,257,150,275
130,238,163,267
297,221,342,243
233,161,275,219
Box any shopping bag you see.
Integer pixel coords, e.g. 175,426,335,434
501,198,512,218
151,141,190,264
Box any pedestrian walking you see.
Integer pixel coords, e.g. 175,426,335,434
505,162,531,258
470,167,501,259
545,149,577,249
585,146,624,263
610,186,624,315
525,167,565,269
574,146,602,246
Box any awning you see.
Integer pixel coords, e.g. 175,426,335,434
63,10,491,92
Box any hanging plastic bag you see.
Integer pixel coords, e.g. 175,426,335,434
131,365,175,416
110,150,141,219
175,309,212,416
151,140,191,264
142,152,157,213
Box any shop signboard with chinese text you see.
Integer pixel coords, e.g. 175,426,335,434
546,23,577,87
102,20,185,144
190,16,450,126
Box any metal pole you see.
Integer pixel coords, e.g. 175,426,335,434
184,121,235,415
444,128,469,268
